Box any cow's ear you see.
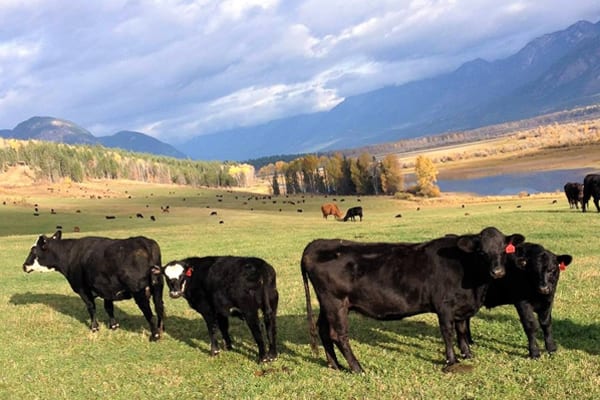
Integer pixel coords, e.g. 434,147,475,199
507,234,525,246
558,255,573,270
457,235,479,253
52,230,62,240
37,235,48,250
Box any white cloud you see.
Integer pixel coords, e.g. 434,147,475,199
0,0,598,143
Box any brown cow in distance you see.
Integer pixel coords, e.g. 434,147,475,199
321,203,343,220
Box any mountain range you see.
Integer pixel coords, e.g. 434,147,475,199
182,19,600,161
1,117,186,159
1,19,599,162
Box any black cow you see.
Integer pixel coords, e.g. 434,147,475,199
22,230,165,341
301,227,525,372
157,256,278,362
458,243,572,358
582,173,600,212
563,182,584,209
343,206,363,222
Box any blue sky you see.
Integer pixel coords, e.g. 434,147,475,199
1,0,599,144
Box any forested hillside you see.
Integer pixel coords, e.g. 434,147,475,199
0,139,253,188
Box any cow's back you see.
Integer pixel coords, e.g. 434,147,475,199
185,256,276,308
302,237,481,319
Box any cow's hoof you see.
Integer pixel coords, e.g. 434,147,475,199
90,326,100,333
149,333,161,342
109,323,120,330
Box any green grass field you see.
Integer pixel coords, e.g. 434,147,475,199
0,184,598,399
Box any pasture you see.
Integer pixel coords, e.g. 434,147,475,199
0,181,599,399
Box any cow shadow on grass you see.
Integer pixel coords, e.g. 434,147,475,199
15,292,535,368
466,312,600,357
8,292,319,364
9,292,163,335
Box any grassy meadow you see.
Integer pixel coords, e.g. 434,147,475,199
0,181,599,399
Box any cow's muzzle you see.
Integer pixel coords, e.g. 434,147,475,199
169,291,183,299
538,285,551,295
490,266,505,279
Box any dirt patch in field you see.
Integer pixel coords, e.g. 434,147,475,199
0,165,36,187
0,166,157,200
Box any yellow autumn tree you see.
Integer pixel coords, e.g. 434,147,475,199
379,154,404,195
414,155,440,197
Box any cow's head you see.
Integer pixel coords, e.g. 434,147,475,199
457,226,525,279
514,244,572,295
22,230,62,273
155,260,192,299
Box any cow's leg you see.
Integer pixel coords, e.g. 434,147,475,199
132,291,160,341
244,310,269,362
515,302,541,358
79,292,99,332
103,299,119,329
264,294,278,361
593,195,600,212
454,319,472,359
582,193,590,212
216,314,233,350
317,310,342,370
330,302,363,373
536,306,557,354
202,313,221,356
438,313,458,369
465,318,474,344
151,281,165,334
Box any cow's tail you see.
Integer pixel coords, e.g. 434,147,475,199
301,254,319,355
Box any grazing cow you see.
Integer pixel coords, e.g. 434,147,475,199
582,173,600,212
301,227,525,372
22,231,165,341
563,182,584,209
157,256,278,362
458,243,572,358
343,206,363,222
321,203,343,220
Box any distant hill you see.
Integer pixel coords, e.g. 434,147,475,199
98,130,186,159
11,116,97,145
180,19,600,161
0,116,187,159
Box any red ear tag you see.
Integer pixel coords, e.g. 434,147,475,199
559,262,566,271
505,243,515,254
185,268,193,277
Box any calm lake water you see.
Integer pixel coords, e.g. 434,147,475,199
437,168,597,196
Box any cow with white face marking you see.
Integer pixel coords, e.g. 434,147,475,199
155,256,278,362
22,230,165,341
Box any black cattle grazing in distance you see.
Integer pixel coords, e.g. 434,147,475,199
582,174,600,212
458,243,572,358
343,206,363,222
22,231,165,341
157,256,278,363
301,227,525,372
563,182,584,209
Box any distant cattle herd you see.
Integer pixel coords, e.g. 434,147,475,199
17,172,600,372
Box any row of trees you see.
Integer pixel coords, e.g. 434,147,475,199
257,152,439,196
0,139,441,196
0,139,254,187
